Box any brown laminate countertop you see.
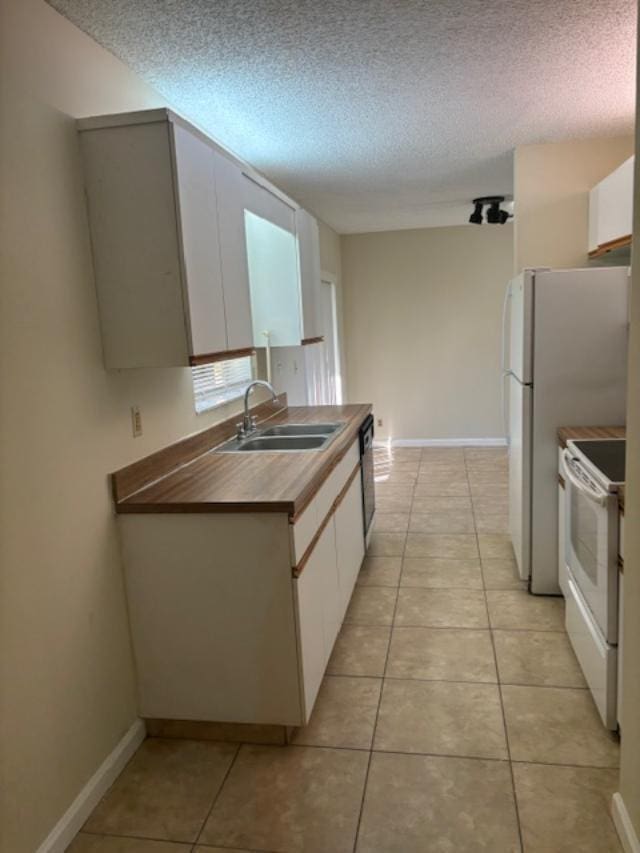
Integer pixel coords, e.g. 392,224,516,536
557,425,626,511
116,404,372,516
557,425,626,447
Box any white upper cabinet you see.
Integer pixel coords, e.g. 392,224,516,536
588,156,634,257
242,175,323,348
171,122,227,359
79,107,325,363
243,177,302,348
296,208,322,341
213,152,254,351
78,110,253,368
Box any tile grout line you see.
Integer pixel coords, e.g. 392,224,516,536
78,826,276,852
325,664,589,691
465,450,526,853
350,518,404,853
192,743,241,847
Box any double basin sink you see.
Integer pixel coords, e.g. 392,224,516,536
218,422,344,453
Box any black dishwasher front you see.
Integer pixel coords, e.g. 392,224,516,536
359,414,375,537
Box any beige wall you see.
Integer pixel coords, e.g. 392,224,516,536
618,35,640,844
514,136,634,272
0,1,342,850
341,224,514,440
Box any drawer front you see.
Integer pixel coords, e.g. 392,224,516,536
566,575,617,729
291,439,360,565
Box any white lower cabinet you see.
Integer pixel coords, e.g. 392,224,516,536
294,470,365,723
335,474,367,619
294,520,339,717
119,438,365,727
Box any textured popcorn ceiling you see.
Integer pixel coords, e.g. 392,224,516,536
48,0,636,233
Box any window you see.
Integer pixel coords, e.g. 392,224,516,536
191,356,253,414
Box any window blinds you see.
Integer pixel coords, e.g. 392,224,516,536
191,356,253,413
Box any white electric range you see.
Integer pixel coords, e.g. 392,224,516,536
561,438,625,730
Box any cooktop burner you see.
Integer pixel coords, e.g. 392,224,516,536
571,439,626,485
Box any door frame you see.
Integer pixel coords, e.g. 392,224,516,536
320,271,343,405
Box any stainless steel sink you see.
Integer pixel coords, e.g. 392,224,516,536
259,423,341,437
237,435,329,452
217,421,344,453
218,433,332,453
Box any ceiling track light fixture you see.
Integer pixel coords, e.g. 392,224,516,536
469,196,512,225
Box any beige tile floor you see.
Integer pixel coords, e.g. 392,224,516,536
68,447,622,853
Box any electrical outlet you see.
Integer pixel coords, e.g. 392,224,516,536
377,418,383,428
131,405,143,438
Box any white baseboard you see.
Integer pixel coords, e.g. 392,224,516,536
613,793,640,853
373,438,507,448
35,718,145,853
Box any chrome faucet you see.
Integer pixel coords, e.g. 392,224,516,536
237,380,278,438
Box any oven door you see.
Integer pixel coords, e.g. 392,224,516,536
563,449,618,643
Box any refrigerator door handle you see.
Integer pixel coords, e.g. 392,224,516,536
501,283,512,445
502,372,510,445
501,283,512,376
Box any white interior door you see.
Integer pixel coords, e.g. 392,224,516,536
303,343,326,406
319,277,342,404
508,376,532,581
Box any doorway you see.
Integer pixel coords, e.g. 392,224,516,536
319,274,343,405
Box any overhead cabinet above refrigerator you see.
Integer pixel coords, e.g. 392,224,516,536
588,156,634,261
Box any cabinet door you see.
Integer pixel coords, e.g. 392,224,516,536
243,177,302,347
212,152,254,350
79,120,190,367
597,156,634,247
296,208,322,340
335,471,366,621
294,519,339,720
171,123,227,357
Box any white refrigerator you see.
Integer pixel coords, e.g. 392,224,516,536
504,267,628,595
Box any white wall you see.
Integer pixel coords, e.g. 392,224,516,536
0,1,340,850
514,136,634,272
341,224,514,441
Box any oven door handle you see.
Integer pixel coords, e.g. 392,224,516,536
561,449,609,507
